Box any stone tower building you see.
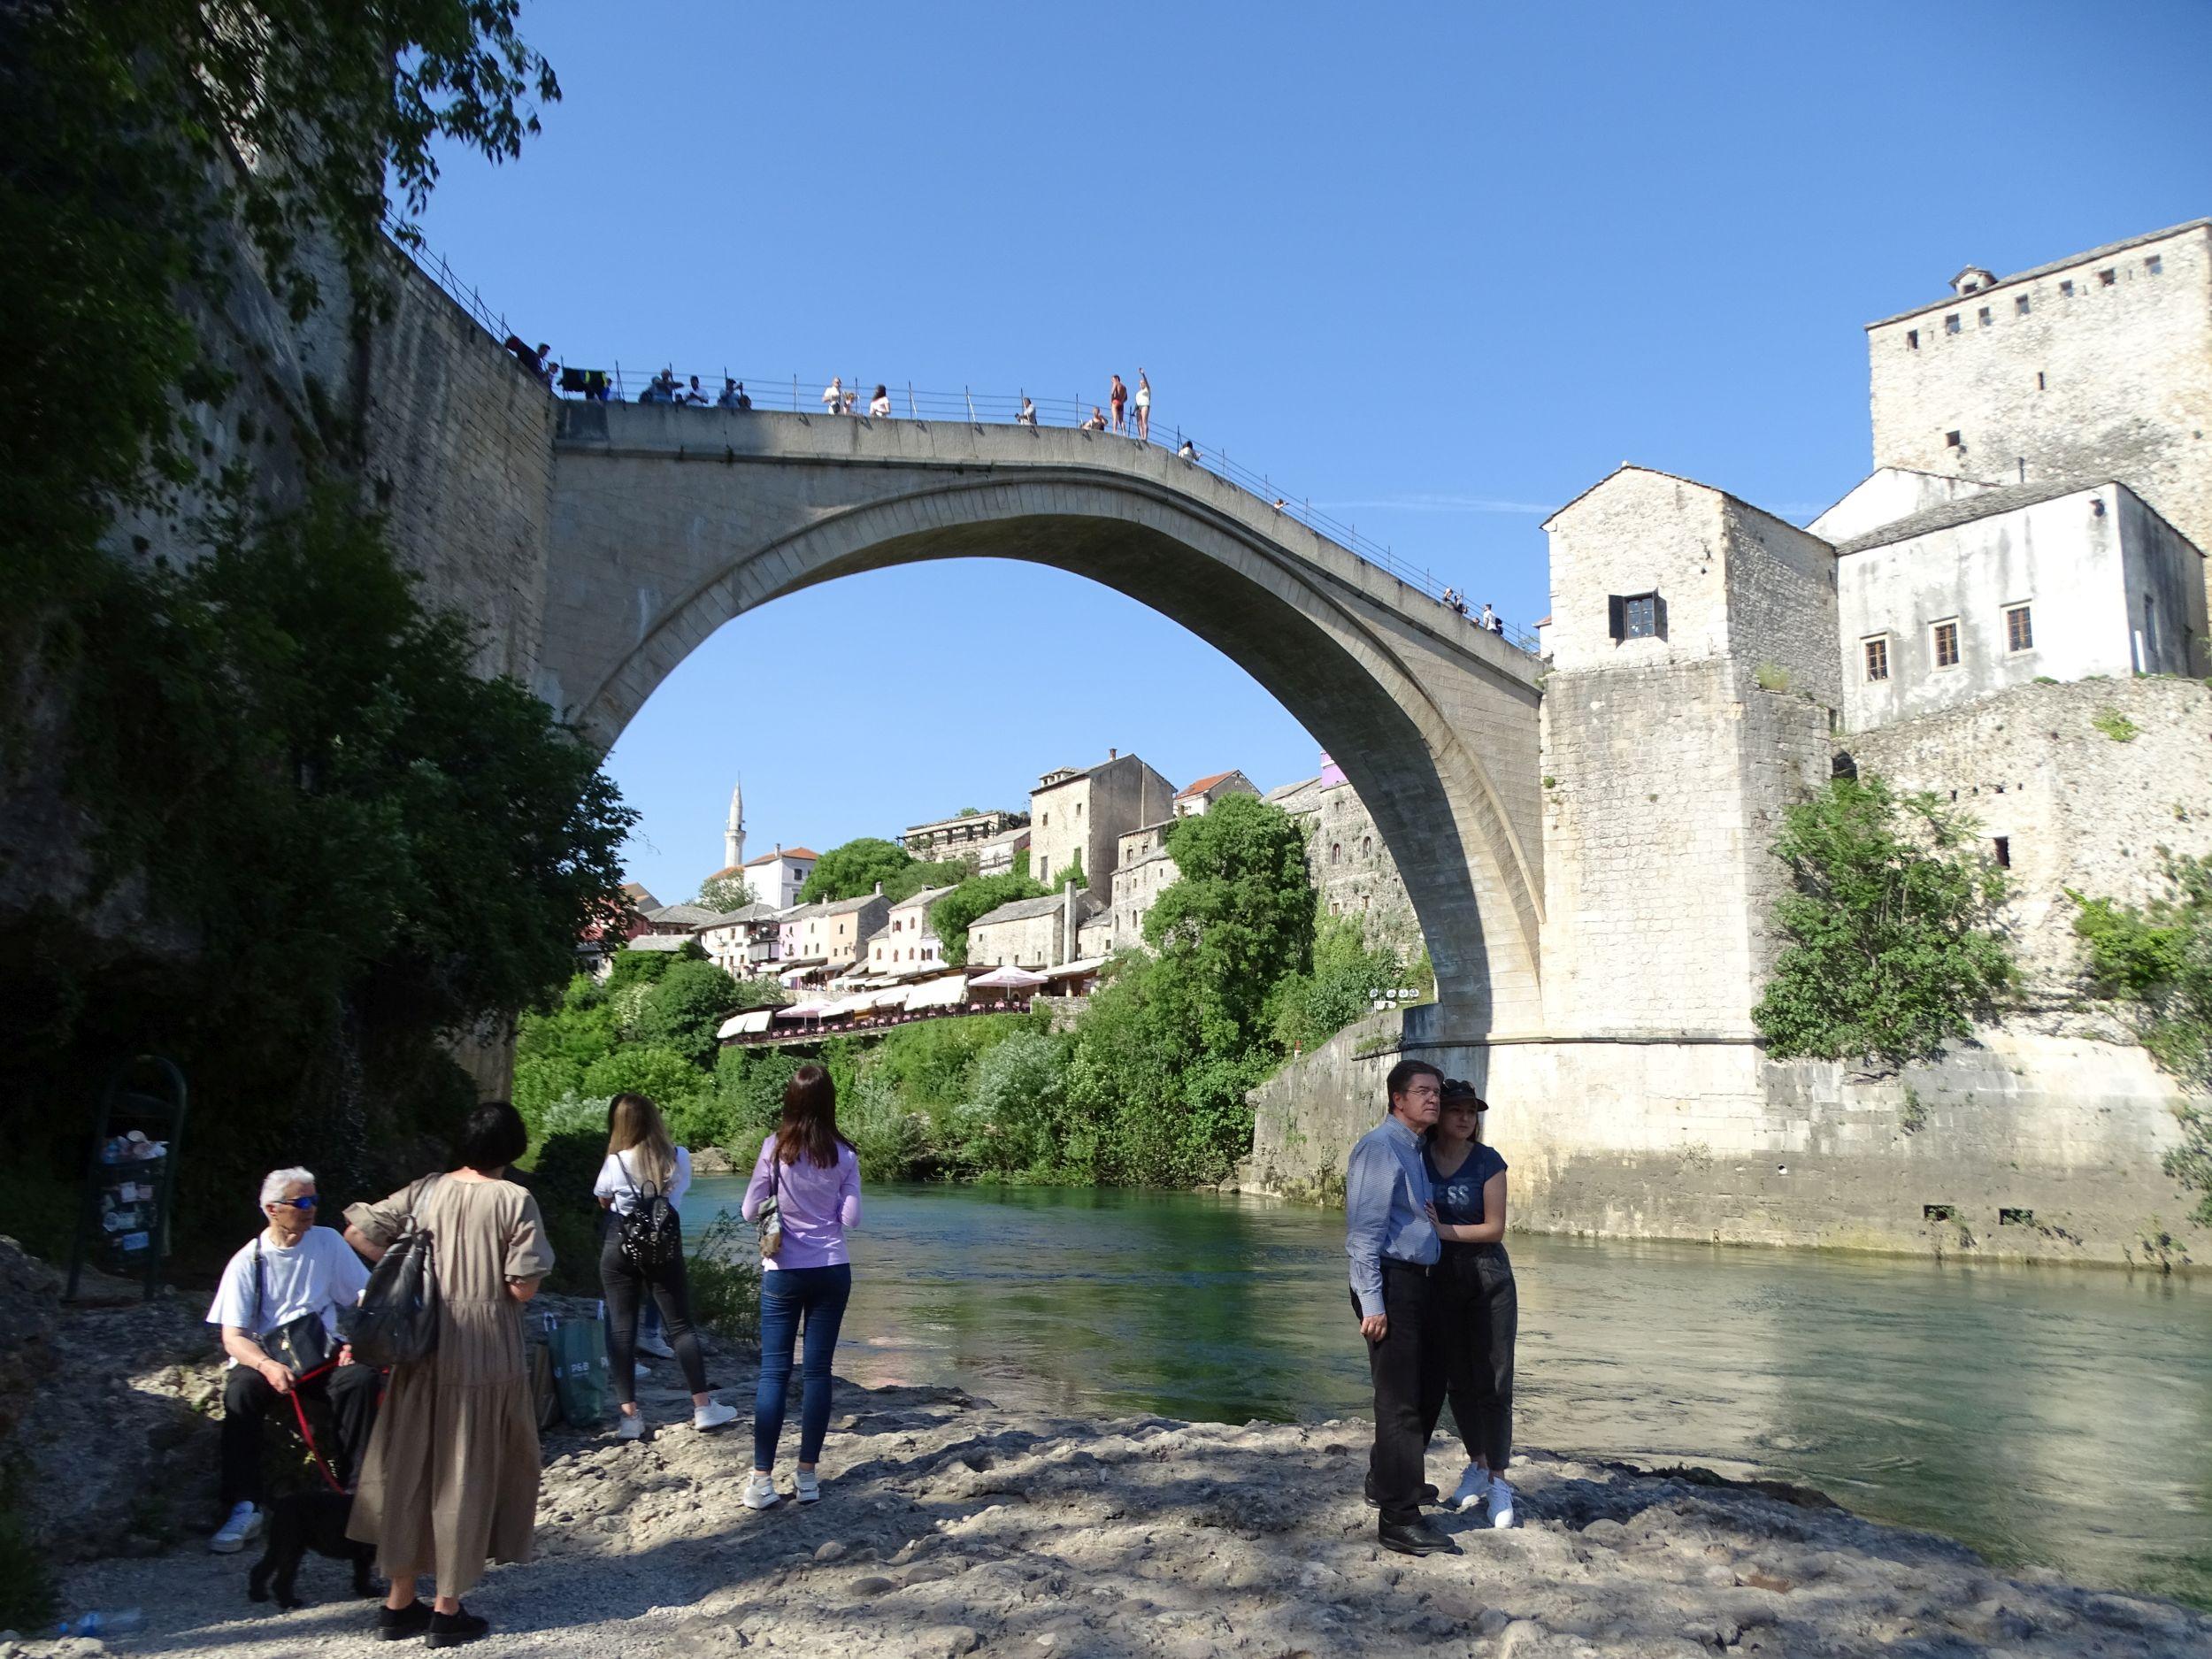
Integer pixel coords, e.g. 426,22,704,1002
724,780,745,872
1862,219,2212,616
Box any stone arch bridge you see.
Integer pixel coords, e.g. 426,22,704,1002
535,400,1545,1036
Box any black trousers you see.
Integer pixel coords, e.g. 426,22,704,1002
600,1230,708,1404
1423,1241,1517,1472
1356,1258,1448,1525
220,1361,380,1507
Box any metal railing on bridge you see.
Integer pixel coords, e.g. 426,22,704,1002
386,225,1542,655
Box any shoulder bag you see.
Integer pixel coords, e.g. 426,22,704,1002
340,1176,442,1367
251,1241,338,1376
757,1152,782,1262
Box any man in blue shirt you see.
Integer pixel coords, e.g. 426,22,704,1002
1346,1058,1455,1554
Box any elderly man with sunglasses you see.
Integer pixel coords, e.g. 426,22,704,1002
204,1166,378,1553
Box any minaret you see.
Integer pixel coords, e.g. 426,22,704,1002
724,780,745,871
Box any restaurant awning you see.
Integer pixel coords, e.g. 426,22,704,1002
904,973,971,1010
968,964,1049,989
717,1008,777,1039
1037,956,1108,981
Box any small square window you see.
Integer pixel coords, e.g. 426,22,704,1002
2098,267,2116,287
1932,619,1961,669
1624,594,1658,639
2146,254,2163,276
2060,279,2075,298
1944,313,1962,334
1863,636,1890,682
1978,305,1992,327
2005,603,2033,653
1906,328,1919,350
1945,429,1962,449
2015,294,2031,316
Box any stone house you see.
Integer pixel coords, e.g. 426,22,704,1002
869,886,955,977
741,845,818,910
1103,819,1176,954
1027,750,1176,891
1266,755,1422,958
967,886,1095,971
900,809,1027,858
641,902,720,935
972,826,1032,878
777,891,889,979
1171,770,1259,817
697,902,781,979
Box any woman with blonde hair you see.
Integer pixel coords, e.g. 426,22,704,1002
739,1064,861,1508
594,1091,736,1440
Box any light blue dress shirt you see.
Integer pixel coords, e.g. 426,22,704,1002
1346,1113,1439,1317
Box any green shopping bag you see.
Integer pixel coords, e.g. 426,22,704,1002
548,1312,609,1427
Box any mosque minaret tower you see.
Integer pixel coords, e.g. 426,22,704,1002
724,780,745,872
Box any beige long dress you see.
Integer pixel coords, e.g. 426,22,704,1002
344,1173,553,1597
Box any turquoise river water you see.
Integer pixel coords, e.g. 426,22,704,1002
688,1177,2212,1609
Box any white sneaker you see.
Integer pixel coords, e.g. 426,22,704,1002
1487,1475,1517,1529
210,1501,262,1553
617,1411,647,1441
638,1333,677,1360
1448,1463,1489,1513
794,1469,820,1503
693,1400,738,1432
741,1472,780,1509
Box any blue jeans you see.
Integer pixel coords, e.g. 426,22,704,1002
754,1263,852,1470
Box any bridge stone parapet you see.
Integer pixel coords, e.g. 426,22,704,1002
541,401,1548,1039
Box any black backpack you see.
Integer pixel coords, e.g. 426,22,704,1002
341,1176,441,1367
617,1154,683,1271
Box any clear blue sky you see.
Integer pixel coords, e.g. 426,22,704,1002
409,0,2212,906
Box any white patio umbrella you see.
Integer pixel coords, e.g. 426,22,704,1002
967,964,1049,991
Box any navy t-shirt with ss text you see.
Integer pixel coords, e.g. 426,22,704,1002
1424,1143,1508,1227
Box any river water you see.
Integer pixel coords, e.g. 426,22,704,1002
689,1177,2212,1608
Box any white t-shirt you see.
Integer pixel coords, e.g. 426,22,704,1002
205,1226,371,1346
594,1145,692,1216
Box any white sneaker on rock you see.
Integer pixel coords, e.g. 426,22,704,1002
794,1470,820,1503
741,1473,780,1510
693,1400,738,1432
1449,1464,1489,1513
210,1501,262,1553
1487,1476,1517,1529
617,1412,647,1441
638,1333,677,1361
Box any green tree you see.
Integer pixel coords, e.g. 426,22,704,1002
1049,861,1089,891
1752,776,2015,1065
1147,794,1317,1054
885,858,975,904
798,837,915,903
605,941,704,992
960,1031,1070,1175
696,872,756,912
2071,855,2212,1223
1272,917,1409,1053
929,872,1050,966
633,958,742,1067
582,1045,707,1115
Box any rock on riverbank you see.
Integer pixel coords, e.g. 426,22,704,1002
35,1381,2212,1658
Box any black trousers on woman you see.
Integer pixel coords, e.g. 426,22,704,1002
599,1230,709,1404
1423,1240,1517,1472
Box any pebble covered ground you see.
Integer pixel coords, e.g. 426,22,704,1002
20,1378,2212,1659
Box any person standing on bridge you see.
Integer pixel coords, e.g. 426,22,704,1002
1346,1059,1454,1556
822,376,844,415
684,375,710,406
1109,373,1128,434
868,384,892,419
718,379,750,411
1081,406,1108,432
1018,396,1038,426
1478,602,1496,631
1133,369,1151,441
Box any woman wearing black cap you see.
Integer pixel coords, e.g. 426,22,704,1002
1423,1079,1518,1526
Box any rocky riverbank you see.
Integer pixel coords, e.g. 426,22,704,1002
17,1379,2212,1658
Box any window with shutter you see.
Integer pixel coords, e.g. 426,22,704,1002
1607,595,1625,641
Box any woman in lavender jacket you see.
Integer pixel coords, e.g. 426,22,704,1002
740,1064,861,1509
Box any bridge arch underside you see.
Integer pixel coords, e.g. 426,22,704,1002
542,465,1541,1035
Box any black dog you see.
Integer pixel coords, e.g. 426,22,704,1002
247,1490,377,1610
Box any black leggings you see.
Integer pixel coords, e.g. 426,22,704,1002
599,1230,708,1404
1424,1241,1517,1471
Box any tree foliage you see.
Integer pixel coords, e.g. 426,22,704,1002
632,959,742,1067
2071,854,2212,1224
887,858,976,904
1751,777,2015,1065
1272,917,1411,1053
696,872,756,912
929,872,1051,966
1146,795,1317,1055
797,837,914,904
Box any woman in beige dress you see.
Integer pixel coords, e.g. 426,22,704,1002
344,1102,552,1648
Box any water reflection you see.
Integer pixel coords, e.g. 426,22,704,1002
690,1178,2212,1607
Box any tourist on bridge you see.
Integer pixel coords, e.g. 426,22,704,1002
595,1092,738,1440
1133,369,1151,440
1081,406,1108,432
204,1166,379,1555
718,378,751,411
741,1064,863,1509
822,375,845,414
1421,1079,1517,1527
1109,372,1128,433
684,375,710,406
868,384,892,419
1018,396,1038,426
1345,1060,1454,1555
343,1102,552,1647
1176,437,1198,460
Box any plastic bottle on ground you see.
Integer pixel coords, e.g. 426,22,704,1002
57,1607,144,1637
